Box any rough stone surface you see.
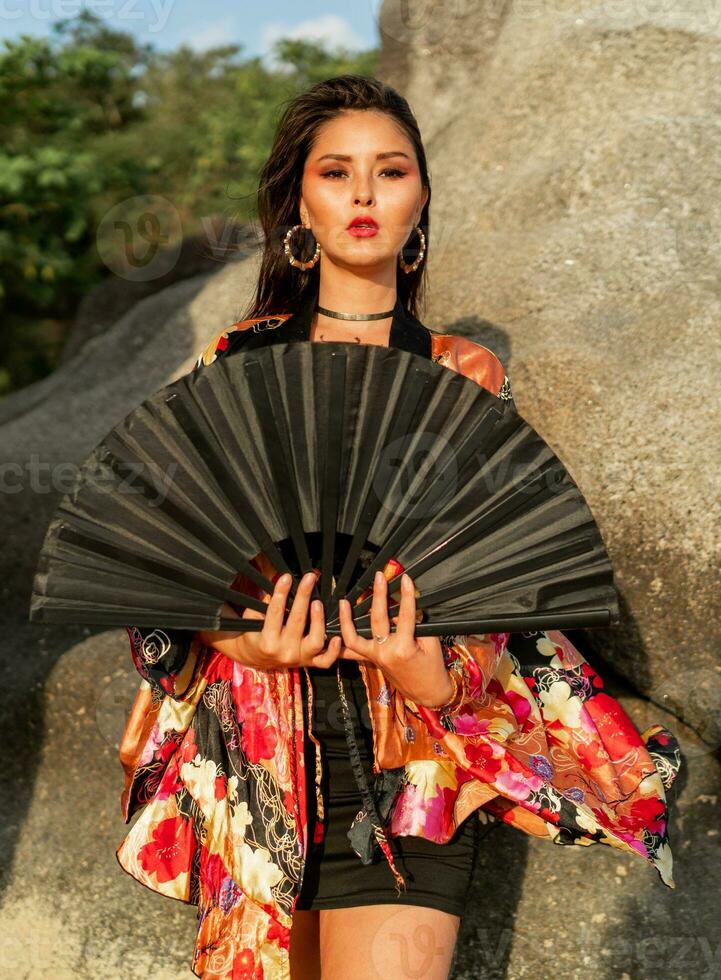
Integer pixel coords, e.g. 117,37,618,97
379,0,721,743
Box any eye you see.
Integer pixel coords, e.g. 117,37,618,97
320,168,408,179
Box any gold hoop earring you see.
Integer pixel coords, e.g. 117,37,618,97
284,224,321,270
399,224,426,273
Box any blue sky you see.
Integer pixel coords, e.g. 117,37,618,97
0,1,381,60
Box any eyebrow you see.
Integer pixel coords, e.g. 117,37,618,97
315,151,411,162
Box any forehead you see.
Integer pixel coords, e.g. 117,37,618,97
308,109,412,157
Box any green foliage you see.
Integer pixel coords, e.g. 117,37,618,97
0,10,378,398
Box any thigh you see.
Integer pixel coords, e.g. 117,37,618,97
319,904,461,980
289,909,321,980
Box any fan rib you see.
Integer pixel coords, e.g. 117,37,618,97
320,350,346,607
334,363,435,600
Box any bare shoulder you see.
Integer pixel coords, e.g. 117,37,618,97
429,331,512,401
196,313,292,369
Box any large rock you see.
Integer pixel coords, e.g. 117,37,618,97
378,0,721,745
0,252,262,605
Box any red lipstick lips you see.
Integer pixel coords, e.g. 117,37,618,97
347,215,379,237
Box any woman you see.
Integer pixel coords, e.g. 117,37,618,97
116,75,681,980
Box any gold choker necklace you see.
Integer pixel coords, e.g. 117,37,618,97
315,304,394,321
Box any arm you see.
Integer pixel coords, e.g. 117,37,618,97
422,633,509,731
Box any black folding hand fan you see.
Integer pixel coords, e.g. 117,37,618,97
29,341,619,638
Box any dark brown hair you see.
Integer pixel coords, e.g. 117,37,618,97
244,74,431,321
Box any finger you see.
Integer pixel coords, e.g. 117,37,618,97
309,634,343,668
300,595,327,658
232,605,265,647
286,571,319,637
370,571,390,650
337,647,371,663
262,573,294,640
396,573,417,645
338,596,372,658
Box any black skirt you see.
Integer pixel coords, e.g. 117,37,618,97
295,658,481,916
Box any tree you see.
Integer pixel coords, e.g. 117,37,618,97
0,12,378,397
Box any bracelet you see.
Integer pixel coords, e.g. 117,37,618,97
431,667,464,713
428,641,468,714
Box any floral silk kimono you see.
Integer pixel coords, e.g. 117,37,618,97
116,289,682,980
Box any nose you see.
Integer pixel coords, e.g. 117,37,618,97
352,174,373,207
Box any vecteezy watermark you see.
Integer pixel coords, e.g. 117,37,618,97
368,905,477,977
94,665,145,751
374,431,460,521
372,433,584,524
96,194,183,282
368,0,468,50
308,691,373,737
0,0,175,32
1,453,178,504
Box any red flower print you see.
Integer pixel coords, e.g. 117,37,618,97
587,692,644,759
155,734,180,767
157,756,184,799
505,689,532,726
486,677,505,700
231,947,260,979
281,786,297,817
200,850,230,904
241,712,278,762
266,918,291,952
579,662,605,688
623,795,666,834
178,727,199,766
138,815,195,884
574,737,611,773
463,740,504,780
234,672,268,718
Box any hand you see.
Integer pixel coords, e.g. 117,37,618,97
337,571,454,708
196,571,344,670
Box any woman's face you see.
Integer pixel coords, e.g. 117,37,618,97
299,109,429,273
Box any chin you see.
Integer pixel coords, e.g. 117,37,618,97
328,246,397,270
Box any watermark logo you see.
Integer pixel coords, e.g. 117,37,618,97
96,194,182,282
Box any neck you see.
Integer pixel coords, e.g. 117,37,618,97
317,264,395,311
311,270,397,342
